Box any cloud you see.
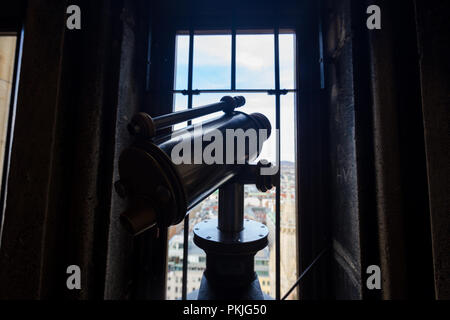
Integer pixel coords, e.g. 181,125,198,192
194,36,231,66
236,35,274,71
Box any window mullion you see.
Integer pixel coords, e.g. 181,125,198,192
274,27,282,301
187,30,194,110
231,28,236,90
182,29,195,301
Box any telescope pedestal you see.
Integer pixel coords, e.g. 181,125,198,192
193,217,269,300
188,274,269,300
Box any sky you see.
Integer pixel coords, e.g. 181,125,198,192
173,33,296,163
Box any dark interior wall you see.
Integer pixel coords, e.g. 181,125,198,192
322,0,449,300
0,2,24,32
322,0,368,300
360,0,449,299
415,0,450,300
367,0,434,299
0,0,70,299
103,0,149,299
295,1,332,300
0,0,149,299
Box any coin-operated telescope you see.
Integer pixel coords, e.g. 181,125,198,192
116,96,276,300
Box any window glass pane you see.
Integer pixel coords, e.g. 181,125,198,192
193,35,231,89
192,93,229,124
174,35,189,90
238,93,276,164
166,219,184,300
280,93,298,299
245,185,275,298
236,34,274,89
0,36,16,192
166,92,189,300
279,33,295,90
187,192,218,296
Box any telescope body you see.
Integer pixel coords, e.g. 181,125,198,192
117,96,275,300
118,106,271,235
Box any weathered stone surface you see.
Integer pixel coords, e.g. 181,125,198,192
415,0,450,300
323,0,363,299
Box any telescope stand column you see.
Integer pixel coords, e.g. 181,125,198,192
218,183,244,233
193,182,270,300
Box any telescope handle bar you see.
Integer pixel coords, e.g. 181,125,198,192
154,96,245,130
128,96,246,138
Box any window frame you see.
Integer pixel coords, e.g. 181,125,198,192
142,1,327,300
0,28,23,241
171,27,297,300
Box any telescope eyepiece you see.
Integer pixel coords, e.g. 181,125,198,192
249,112,272,138
128,112,156,138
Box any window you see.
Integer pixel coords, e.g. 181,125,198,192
166,29,298,300
0,35,16,186
0,34,18,232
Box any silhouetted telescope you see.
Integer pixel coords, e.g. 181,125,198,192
116,96,276,300
116,96,274,235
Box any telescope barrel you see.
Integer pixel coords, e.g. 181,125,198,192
127,96,246,138
153,112,271,211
